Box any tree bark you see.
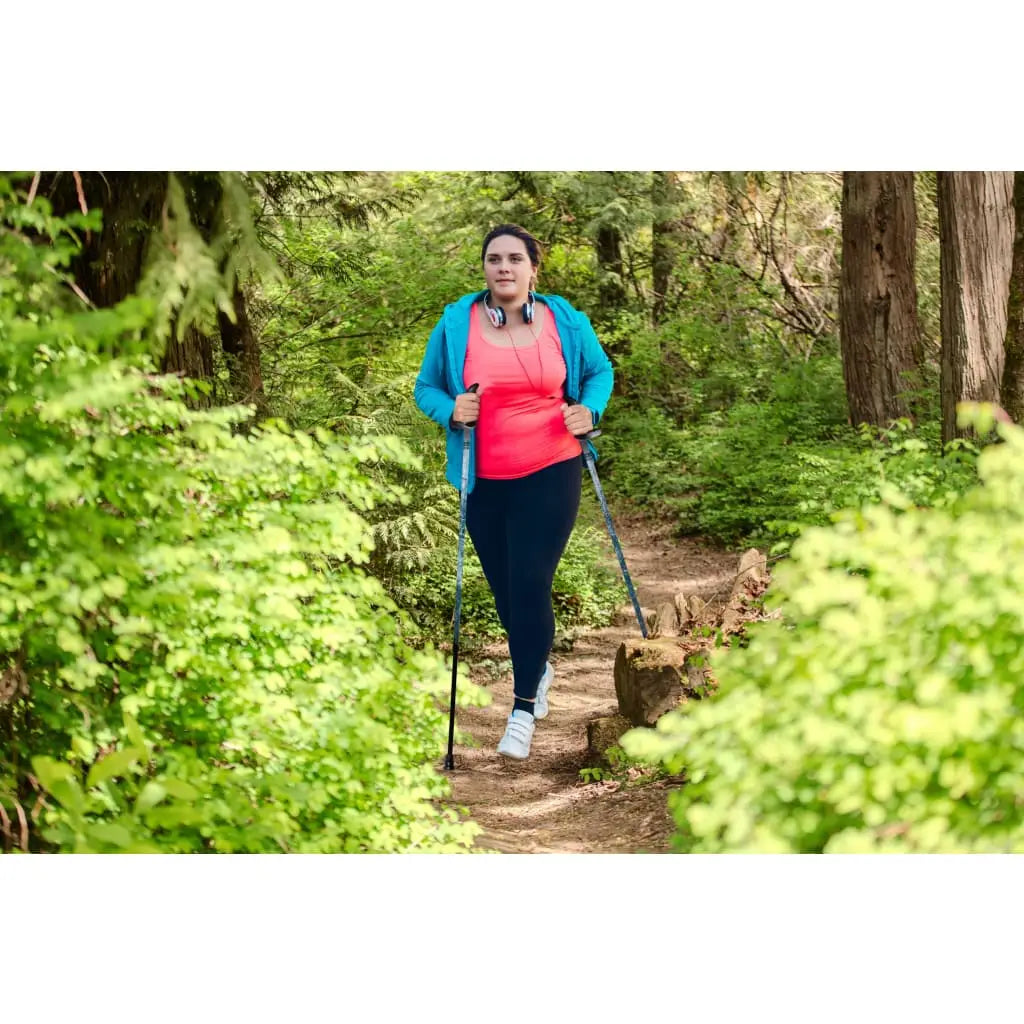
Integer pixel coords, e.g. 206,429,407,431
42,171,267,411
938,171,1015,442
839,172,921,428
217,284,268,415
45,172,168,308
1000,172,1024,422
162,323,215,405
157,174,219,396
595,223,626,318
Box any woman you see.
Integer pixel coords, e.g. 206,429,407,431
414,224,614,760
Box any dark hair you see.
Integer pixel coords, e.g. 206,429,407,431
481,224,543,267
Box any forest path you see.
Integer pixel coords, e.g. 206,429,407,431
445,513,738,853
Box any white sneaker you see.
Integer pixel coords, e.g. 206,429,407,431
497,709,535,760
534,661,554,720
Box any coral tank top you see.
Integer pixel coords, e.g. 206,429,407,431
463,302,582,479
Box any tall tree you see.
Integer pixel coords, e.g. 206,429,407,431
651,171,681,324
43,172,168,308
41,172,218,393
162,324,216,399
938,171,1015,441
42,171,276,412
595,221,626,314
588,171,631,323
174,173,268,411
839,172,921,426
1001,172,1024,422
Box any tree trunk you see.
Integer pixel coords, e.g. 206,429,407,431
45,171,224,400
45,172,168,308
217,284,268,415
651,171,681,325
839,172,921,427
1000,172,1024,422
162,323,215,405
938,171,1015,442
156,175,219,395
595,223,626,317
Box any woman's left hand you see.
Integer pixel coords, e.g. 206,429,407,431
561,402,594,438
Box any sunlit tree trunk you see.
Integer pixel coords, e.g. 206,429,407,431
938,171,1014,441
839,172,921,426
1000,172,1024,422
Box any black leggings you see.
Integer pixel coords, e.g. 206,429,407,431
466,455,582,705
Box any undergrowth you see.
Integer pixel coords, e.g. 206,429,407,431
601,355,979,552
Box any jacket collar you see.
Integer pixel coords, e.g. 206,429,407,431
444,290,570,328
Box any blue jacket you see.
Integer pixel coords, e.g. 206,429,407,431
414,291,614,493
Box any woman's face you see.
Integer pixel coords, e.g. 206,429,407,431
483,234,535,305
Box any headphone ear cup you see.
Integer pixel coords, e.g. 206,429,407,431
522,291,535,324
484,292,505,328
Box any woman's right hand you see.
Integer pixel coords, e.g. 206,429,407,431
452,386,481,426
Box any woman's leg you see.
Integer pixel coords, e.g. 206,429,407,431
503,456,582,714
465,476,513,634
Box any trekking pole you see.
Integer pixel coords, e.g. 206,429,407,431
444,383,479,771
566,398,648,639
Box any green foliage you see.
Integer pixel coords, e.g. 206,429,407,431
914,172,942,353
252,177,479,428
597,405,697,517
767,420,979,547
692,355,848,524
0,175,484,854
603,353,977,551
552,523,624,629
578,743,659,785
601,354,847,536
141,172,281,345
622,406,1024,853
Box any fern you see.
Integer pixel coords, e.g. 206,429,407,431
139,173,280,345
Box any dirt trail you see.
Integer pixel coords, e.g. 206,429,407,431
445,515,738,854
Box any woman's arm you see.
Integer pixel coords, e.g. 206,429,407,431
576,312,614,425
413,317,457,429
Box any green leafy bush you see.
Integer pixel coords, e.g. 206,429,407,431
623,406,1024,852
603,354,977,552
673,356,852,544
767,420,979,549
552,523,624,630
599,355,850,535
0,176,484,853
596,405,698,518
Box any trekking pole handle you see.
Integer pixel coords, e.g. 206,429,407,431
565,396,602,441
454,382,480,430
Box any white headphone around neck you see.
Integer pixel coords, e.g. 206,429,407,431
483,290,536,328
